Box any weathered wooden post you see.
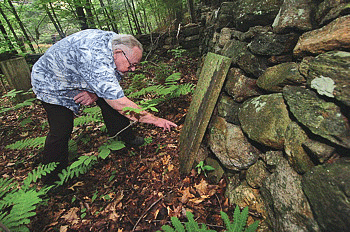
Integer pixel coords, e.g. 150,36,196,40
0,56,32,101
178,52,231,174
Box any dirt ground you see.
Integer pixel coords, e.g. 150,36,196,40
0,54,238,232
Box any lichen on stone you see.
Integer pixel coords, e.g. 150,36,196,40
310,76,335,98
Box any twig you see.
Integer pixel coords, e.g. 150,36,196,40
132,190,173,231
108,121,137,140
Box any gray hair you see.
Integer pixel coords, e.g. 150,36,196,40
111,34,143,54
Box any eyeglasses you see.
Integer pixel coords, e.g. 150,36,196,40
120,50,137,71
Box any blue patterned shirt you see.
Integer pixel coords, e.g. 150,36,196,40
31,29,125,114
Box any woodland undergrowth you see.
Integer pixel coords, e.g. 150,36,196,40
0,49,260,232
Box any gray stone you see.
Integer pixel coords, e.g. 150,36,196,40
217,93,241,125
302,159,350,232
218,28,232,48
216,2,236,29
221,39,268,77
302,138,336,163
294,15,350,56
248,32,299,56
301,51,350,107
246,159,270,189
257,62,306,92
320,3,350,26
226,181,268,223
283,86,350,149
224,68,262,102
261,156,320,232
238,93,292,149
205,157,225,184
209,116,260,171
272,0,315,33
232,0,283,32
284,122,314,174
315,0,350,25
260,150,284,171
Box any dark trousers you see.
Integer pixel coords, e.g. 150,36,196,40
41,98,135,169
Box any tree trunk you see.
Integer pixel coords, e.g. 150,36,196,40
124,0,135,34
178,53,231,174
74,0,88,30
84,0,96,28
0,5,25,53
0,20,16,52
187,0,197,23
45,4,65,39
49,2,66,38
7,0,35,53
98,0,112,31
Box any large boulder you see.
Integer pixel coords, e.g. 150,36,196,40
284,122,314,174
261,154,320,232
302,159,350,232
300,51,350,107
294,15,350,56
221,39,268,77
272,0,315,33
224,68,262,102
238,93,292,149
283,86,350,149
257,62,306,92
248,32,299,56
232,0,283,32
209,116,260,171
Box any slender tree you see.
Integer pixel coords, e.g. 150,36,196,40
6,0,35,52
0,18,16,52
0,5,26,53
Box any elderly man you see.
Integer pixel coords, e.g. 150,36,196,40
31,29,177,184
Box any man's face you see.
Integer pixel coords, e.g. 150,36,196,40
114,47,142,74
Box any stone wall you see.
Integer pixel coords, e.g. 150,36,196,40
197,0,350,231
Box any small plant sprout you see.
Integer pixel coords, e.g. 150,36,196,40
195,161,215,177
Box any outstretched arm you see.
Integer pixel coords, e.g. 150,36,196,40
105,97,177,131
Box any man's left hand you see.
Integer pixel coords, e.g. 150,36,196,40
74,91,98,106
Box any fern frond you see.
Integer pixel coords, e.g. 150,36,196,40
6,137,46,150
244,221,259,232
74,114,100,127
22,162,58,188
0,178,17,199
171,216,185,232
165,72,182,85
0,188,48,232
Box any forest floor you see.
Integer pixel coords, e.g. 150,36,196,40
0,52,236,232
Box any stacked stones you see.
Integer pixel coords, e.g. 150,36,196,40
199,0,350,231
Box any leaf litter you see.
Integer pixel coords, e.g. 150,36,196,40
0,54,239,231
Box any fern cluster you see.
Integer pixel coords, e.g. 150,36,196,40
129,72,194,103
158,206,259,232
0,164,56,232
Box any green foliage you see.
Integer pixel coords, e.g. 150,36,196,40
221,206,260,232
74,106,103,127
168,47,187,58
195,161,215,177
6,137,46,150
22,163,58,189
128,72,194,107
0,164,55,232
0,89,36,114
158,207,259,232
159,211,216,232
55,140,125,185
